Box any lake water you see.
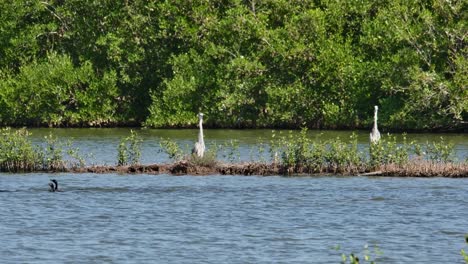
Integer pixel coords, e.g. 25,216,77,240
1,174,468,263
0,129,467,263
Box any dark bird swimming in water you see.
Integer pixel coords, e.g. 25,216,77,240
48,179,60,192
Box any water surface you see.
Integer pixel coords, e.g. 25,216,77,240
26,128,468,165
0,174,467,263
1,129,467,263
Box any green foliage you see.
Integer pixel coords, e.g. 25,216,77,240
189,146,218,168
370,135,411,167
159,138,185,162
117,130,142,166
268,129,458,174
326,134,363,173
425,137,455,162
254,140,267,163
220,139,240,163
462,234,468,263
0,53,118,126
337,244,381,264
0,1,466,130
117,141,128,166
0,127,84,172
341,253,361,264
0,128,39,172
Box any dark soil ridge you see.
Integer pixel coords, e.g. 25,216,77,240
63,161,468,178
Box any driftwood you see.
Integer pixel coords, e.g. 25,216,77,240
358,171,383,177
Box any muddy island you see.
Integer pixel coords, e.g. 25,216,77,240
58,160,467,178
1,127,466,177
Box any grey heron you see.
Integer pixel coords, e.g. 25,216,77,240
370,105,381,144
192,113,205,157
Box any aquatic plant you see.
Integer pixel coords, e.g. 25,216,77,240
117,141,128,166
369,134,412,168
249,139,266,164
0,128,84,172
189,142,218,167
271,129,367,175
220,139,240,163
159,138,185,162
336,244,381,264
269,130,281,164
117,130,142,166
41,134,67,171
39,133,86,170
425,137,455,163
462,234,468,263
66,144,86,169
325,134,364,174
0,128,39,172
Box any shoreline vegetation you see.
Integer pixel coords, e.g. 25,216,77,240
0,1,466,131
0,128,466,177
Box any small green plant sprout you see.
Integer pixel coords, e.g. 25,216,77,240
0,128,84,172
0,127,39,172
341,253,360,264
117,140,128,166
66,146,86,169
222,139,240,163
247,139,266,163
43,134,66,171
117,130,142,166
269,130,281,164
257,140,266,163
369,134,411,167
326,134,362,174
159,137,185,162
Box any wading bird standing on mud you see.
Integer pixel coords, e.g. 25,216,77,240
192,113,205,157
370,105,381,144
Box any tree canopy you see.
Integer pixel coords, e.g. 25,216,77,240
0,0,466,130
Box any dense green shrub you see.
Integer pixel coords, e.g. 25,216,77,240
0,1,466,130
0,128,40,172
462,235,468,263
117,130,142,166
370,135,412,167
0,127,84,172
0,53,118,126
267,129,459,174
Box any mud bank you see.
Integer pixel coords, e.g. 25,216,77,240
66,161,468,178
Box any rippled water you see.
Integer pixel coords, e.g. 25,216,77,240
1,174,468,263
1,129,467,263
